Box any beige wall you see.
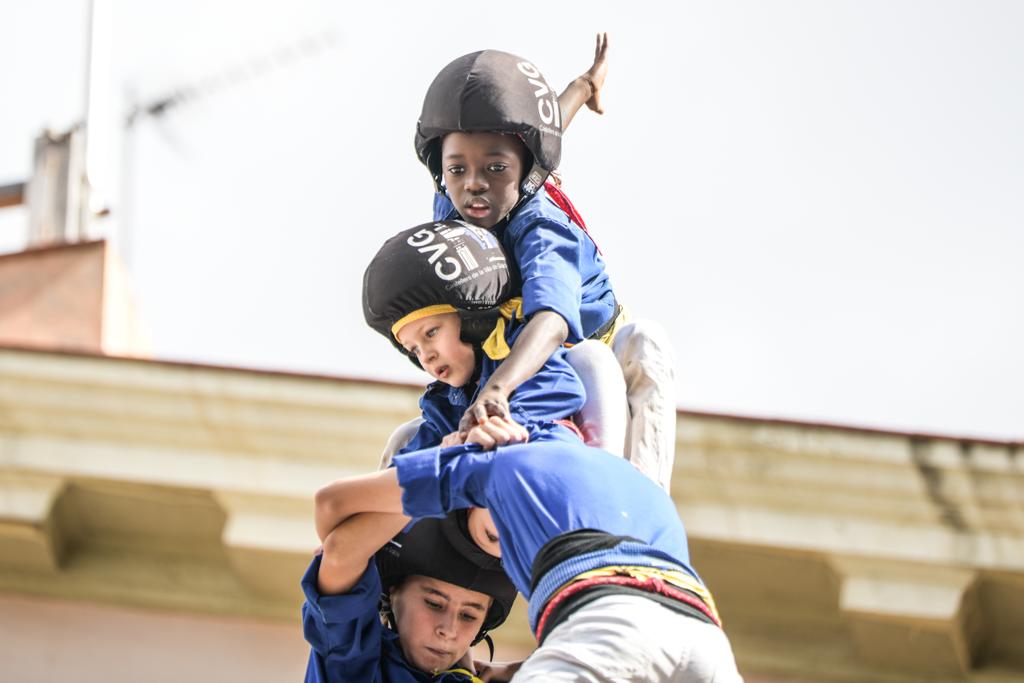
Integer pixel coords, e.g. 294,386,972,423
1,347,1022,682
0,593,308,682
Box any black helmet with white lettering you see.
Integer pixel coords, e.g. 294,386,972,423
362,220,513,364
415,50,562,197
376,513,517,645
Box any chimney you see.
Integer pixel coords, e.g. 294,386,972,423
0,239,149,357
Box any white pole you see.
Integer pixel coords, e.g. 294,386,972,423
81,0,115,243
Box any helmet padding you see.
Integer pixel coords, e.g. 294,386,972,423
376,513,517,641
363,221,513,365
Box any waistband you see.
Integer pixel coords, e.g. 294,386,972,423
552,418,584,441
534,565,721,642
589,299,623,345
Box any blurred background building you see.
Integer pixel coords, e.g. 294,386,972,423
0,236,1021,681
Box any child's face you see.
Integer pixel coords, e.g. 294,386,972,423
441,131,527,230
389,574,490,673
396,312,476,387
467,508,501,558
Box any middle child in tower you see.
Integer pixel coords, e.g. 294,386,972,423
364,220,589,454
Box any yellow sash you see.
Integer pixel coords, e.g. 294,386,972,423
439,667,484,682
481,298,525,360
481,299,630,359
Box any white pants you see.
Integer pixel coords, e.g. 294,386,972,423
378,416,423,470
512,595,744,683
564,340,627,458
610,319,677,493
378,320,677,492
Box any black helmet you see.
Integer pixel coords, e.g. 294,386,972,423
362,220,513,364
415,50,562,197
376,513,517,643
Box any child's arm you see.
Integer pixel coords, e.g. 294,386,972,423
314,469,406,542
314,409,519,596
458,310,568,434
557,32,609,131
317,511,409,595
313,469,410,594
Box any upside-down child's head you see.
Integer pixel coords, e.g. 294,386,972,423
363,220,512,386
416,50,563,227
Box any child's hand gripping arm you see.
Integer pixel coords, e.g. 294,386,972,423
457,310,569,435
313,469,410,594
474,659,525,682
464,415,530,450
558,32,610,130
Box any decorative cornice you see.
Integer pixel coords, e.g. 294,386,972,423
1,346,1022,681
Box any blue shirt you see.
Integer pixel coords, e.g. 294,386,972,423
392,440,701,633
398,315,586,456
435,190,615,343
301,555,477,682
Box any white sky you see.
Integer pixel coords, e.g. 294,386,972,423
2,1,1021,440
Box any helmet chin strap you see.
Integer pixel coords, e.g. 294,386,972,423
520,163,547,197
495,160,549,228
476,633,495,660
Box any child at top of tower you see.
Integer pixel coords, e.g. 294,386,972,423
413,33,678,491
429,32,610,227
